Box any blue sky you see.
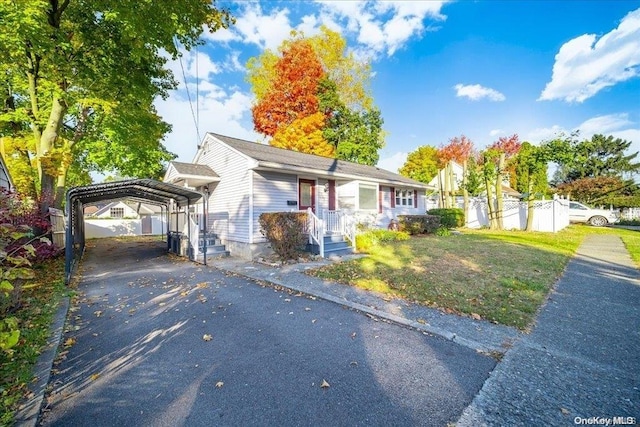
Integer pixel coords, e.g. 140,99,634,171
155,0,640,174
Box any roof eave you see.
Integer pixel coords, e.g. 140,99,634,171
253,162,432,189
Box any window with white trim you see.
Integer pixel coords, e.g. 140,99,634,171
395,189,414,207
110,207,125,218
358,183,377,210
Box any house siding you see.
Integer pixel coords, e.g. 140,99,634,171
374,187,425,228
164,165,179,183
317,178,329,215
198,136,253,244
252,171,298,243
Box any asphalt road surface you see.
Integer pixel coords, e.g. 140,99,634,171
41,238,495,426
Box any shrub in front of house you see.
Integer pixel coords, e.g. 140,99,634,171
356,229,410,253
397,215,440,235
426,208,465,228
259,212,308,260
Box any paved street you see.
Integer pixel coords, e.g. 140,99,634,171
41,238,495,426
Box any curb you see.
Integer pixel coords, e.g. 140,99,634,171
14,296,70,427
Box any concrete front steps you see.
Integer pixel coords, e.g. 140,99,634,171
306,233,354,258
196,233,229,260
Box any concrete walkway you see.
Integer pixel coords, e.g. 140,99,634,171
457,234,640,425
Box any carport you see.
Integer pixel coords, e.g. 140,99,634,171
65,179,204,284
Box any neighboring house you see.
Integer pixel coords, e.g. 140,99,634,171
164,132,434,259
84,200,166,238
0,153,14,191
90,201,140,218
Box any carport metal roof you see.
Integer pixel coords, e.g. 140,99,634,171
66,178,203,207
65,179,203,283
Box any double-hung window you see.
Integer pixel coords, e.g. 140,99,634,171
395,189,414,207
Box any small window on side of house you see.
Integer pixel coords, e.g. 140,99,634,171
110,207,124,218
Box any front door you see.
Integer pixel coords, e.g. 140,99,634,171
299,179,316,213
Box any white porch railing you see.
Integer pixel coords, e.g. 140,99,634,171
322,210,357,252
307,207,324,257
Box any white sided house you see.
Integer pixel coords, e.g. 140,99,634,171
164,132,433,260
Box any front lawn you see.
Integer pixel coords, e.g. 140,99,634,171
309,225,640,330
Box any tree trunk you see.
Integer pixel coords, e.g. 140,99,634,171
38,93,67,213
526,180,535,231
437,171,444,208
495,153,505,230
449,161,456,208
484,173,497,229
462,159,469,227
443,164,450,208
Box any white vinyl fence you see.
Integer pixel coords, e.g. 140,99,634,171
427,196,570,232
621,207,640,220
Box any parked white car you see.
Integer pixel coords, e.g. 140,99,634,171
568,202,620,226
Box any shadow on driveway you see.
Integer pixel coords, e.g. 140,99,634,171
42,237,496,426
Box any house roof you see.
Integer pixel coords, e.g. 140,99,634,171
207,133,432,189
165,161,220,187
170,161,219,178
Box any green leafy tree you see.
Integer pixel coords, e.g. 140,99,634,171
515,142,549,230
399,145,439,183
0,0,233,211
462,156,484,196
549,133,640,184
318,78,383,165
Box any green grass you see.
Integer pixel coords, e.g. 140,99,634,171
309,224,640,330
0,257,67,426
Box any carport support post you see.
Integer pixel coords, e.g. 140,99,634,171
187,200,192,261
64,192,73,284
202,187,209,266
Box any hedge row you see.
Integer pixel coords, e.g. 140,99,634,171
426,208,465,228
397,215,440,235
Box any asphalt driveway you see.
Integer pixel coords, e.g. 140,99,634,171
41,238,495,426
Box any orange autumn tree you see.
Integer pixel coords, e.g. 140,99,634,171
252,40,325,140
248,27,384,164
271,112,335,157
436,135,474,209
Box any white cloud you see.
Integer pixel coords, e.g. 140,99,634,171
204,26,242,44
224,51,245,72
316,0,447,57
577,113,634,136
539,7,640,103
524,125,567,143
224,4,294,50
454,84,506,101
524,114,640,148
489,129,504,137
377,151,408,173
